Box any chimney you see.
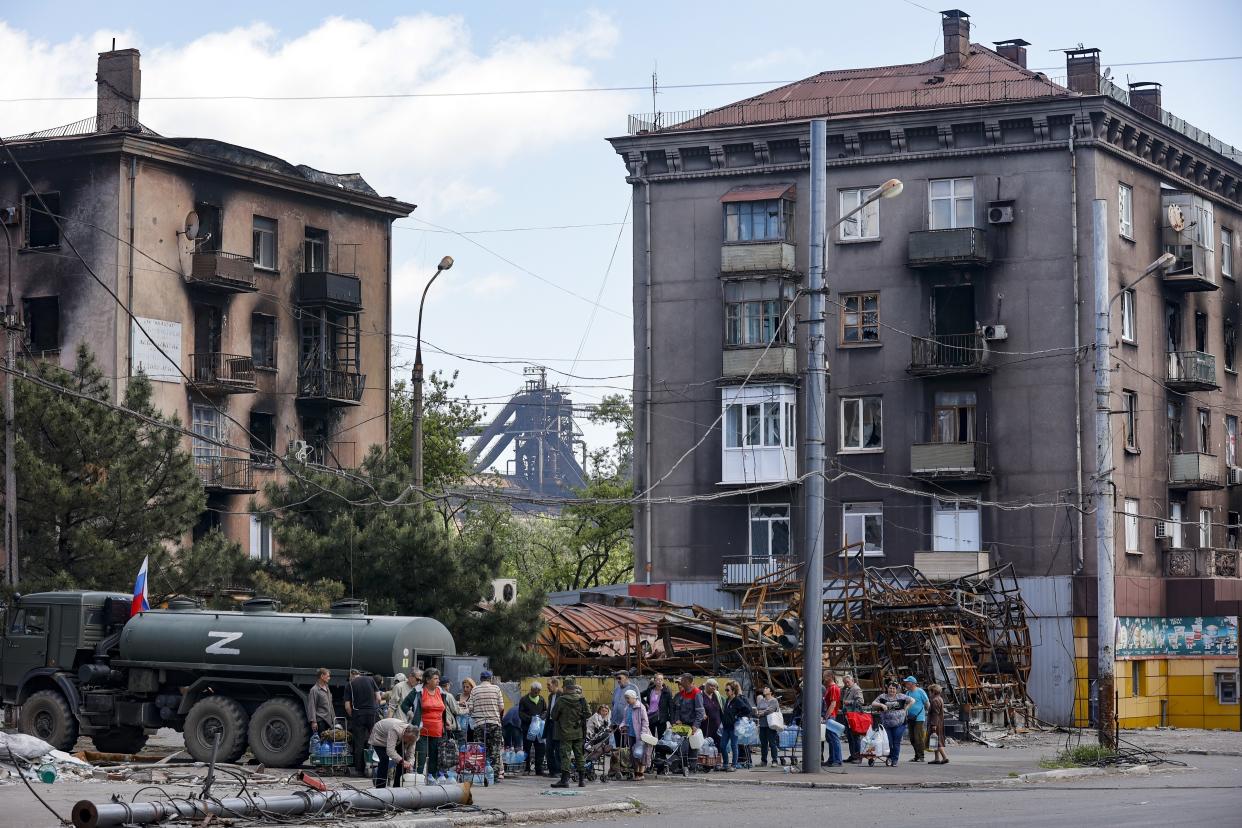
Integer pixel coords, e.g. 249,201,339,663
993,39,1030,69
940,9,971,72
1128,82,1162,119
96,48,141,132
1065,47,1101,95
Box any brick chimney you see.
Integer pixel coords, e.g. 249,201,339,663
993,38,1030,69
941,9,971,72
1065,47,1101,95
97,48,141,131
1128,82,1162,119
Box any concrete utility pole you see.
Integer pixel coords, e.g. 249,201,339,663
1,221,16,588
411,256,454,496
801,118,828,774
1091,198,1116,750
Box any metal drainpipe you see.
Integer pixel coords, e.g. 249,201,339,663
385,218,393,449
125,155,137,390
643,169,653,585
1070,136,1086,574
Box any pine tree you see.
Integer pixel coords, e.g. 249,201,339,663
10,346,206,591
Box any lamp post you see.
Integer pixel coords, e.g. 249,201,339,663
411,256,454,496
1092,206,1175,750
1,220,16,589
801,122,902,775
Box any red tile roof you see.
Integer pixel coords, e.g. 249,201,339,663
663,45,1073,132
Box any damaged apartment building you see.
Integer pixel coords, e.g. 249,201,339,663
0,48,413,558
609,10,1241,729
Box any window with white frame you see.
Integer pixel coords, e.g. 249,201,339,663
1170,501,1185,548
191,404,223,463
1118,183,1134,238
721,385,798,484
839,188,880,240
1227,415,1238,467
932,499,980,551
252,216,277,270
840,396,882,451
1121,288,1137,343
1196,199,1215,251
1200,508,1213,548
725,400,794,448
928,178,974,230
749,504,790,557
1123,390,1139,451
1223,227,1234,279
842,502,883,556
249,514,273,562
1124,498,1140,554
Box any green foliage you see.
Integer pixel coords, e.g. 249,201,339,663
586,393,633,480
389,370,484,492
1039,745,1117,769
261,448,545,676
151,529,249,608
11,346,206,592
250,570,346,613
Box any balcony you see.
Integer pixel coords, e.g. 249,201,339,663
908,333,991,376
723,346,797,379
187,251,258,293
913,550,991,581
721,555,797,588
1166,350,1219,392
1162,244,1218,293
721,241,796,274
911,441,990,481
297,367,365,406
189,353,257,394
1164,547,1240,579
1169,451,1223,490
907,228,990,269
296,271,362,310
195,457,257,494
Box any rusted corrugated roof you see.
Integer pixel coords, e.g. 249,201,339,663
667,44,1071,132
720,183,796,203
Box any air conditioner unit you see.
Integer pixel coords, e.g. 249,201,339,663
1229,466,1242,486
987,200,1015,225
1154,521,1174,539
489,578,517,606
981,324,1009,342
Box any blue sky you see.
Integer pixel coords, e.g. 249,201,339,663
3,0,1240,463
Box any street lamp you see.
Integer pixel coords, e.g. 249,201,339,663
411,255,454,494
799,150,905,774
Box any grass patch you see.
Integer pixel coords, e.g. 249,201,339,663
1038,745,1117,769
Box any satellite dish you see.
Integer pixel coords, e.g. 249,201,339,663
1167,203,1185,233
181,210,200,240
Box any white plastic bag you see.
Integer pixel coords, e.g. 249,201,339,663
765,710,785,731
688,729,705,750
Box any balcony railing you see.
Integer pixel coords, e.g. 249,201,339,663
188,251,258,293
721,555,797,587
1169,451,1223,490
1163,547,1240,579
195,456,257,493
189,353,257,393
296,271,362,310
723,345,797,379
911,441,990,480
297,367,365,405
909,333,990,376
1167,350,1219,391
907,227,990,268
720,241,797,274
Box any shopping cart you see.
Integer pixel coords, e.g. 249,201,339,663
457,736,490,786
308,717,351,776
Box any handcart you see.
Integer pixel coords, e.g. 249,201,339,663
859,714,890,767
457,723,490,787
308,717,351,776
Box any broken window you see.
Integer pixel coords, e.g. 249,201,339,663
194,202,221,252
842,502,883,556
303,227,328,272
749,504,790,557
252,216,277,270
840,396,882,451
1199,408,1211,452
723,280,794,346
1123,390,1139,451
723,199,794,242
22,192,60,248
1226,320,1237,371
22,296,59,352
839,188,880,240
1118,183,1133,238
251,313,276,369
1227,415,1238,467
249,410,275,465
840,292,879,343
249,514,273,562
1121,289,1136,343
933,391,977,443
1168,401,1183,453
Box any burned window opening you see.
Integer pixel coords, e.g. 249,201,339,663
23,192,60,248
251,313,277,369
23,296,60,352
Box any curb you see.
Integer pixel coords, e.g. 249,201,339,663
1162,749,1242,758
348,801,639,828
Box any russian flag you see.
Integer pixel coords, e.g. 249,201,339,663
130,556,150,616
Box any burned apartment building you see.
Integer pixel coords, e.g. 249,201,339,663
0,48,413,559
609,10,1241,728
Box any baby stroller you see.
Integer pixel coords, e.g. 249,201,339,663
652,729,690,777
581,726,614,782
858,713,890,767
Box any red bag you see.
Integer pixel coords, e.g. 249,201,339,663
846,712,872,736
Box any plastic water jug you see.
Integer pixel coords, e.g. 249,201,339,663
485,767,495,785
446,770,458,782
401,773,424,787
38,763,56,784
310,735,321,756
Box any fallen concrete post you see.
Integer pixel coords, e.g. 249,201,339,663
72,782,473,828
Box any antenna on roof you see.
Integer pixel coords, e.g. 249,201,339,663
111,38,116,51
652,63,658,124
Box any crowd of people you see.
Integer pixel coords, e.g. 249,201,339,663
306,666,950,789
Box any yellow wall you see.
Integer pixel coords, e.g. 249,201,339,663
517,676,733,712
1071,616,1238,731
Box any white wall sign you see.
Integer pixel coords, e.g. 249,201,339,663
131,317,182,383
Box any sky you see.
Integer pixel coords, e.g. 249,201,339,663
2,0,1240,467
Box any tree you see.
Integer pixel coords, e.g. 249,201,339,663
151,530,250,608
261,448,546,676
250,570,346,613
586,393,633,480
10,346,206,591
389,370,484,491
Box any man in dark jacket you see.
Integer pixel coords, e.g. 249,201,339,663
640,673,674,737
518,682,548,774
545,678,562,777
672,673,706,774
344,669,381,777
548,678,590,788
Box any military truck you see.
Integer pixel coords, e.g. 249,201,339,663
0,591,456,766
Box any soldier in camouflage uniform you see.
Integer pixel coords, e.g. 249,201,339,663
548,677,591,788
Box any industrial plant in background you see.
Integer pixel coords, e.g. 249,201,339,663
466,367,588,504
